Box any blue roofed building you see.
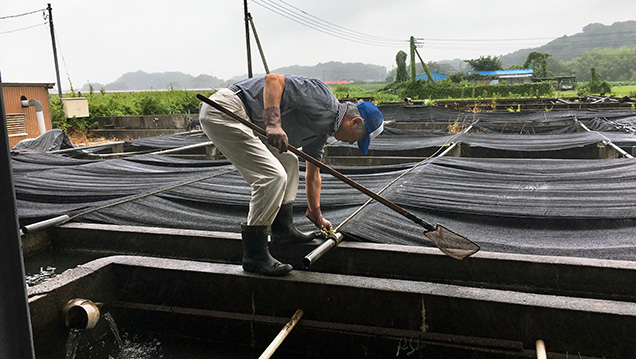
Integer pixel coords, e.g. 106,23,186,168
414,72,448,82
468,68,534,85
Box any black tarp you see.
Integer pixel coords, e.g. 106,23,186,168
11,107,636,261
11,129,75,153
12,153,636,261
328,130,636,154
379,105,636,133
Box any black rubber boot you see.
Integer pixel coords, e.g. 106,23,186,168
271,203,321,244
241,224,293,276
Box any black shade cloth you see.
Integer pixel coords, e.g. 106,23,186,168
11,129,75,153
124,132,210,150
379,105,636,133
12,153,636,261
11,107,636,261
329,130,636,154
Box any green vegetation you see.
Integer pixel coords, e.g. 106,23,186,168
563,47,636,82
51,89,214,134
578,68,612,94
380,80,553,101
465,56,503,71
395,51,408,83
501,21,636,66
523,52,552,78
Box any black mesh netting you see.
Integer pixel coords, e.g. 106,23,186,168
328,129,636,155
123,132,210,150
12,152,636,261
10,107,636,261
11,129,75,153
379,105,636,134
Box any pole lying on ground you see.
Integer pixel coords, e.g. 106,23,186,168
259,309,303,359
196,94,480,260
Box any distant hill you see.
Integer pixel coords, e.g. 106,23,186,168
82,71,226,92
84,21,636,93
228,61,387,83
86,61,388,92
274,61,387,82
501,21,636,67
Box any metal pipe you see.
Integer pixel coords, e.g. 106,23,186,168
48,131,205,155
62,299,102,330
576,119,633,158
259,309,303,359
0,73,36,358
303,232,343,268
151,141,214,155
20,214,70,236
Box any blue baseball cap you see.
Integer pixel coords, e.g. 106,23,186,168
356,101,384,155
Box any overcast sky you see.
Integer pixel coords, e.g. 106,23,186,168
2,1,636,91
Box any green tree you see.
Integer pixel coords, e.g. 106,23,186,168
465,56,503,71
586,67,612,94
395,50,408,82
566,47,636,81
523,52,553,78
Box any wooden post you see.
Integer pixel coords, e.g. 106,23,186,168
259,309,303,359
47,4,63,100
248,13,270,74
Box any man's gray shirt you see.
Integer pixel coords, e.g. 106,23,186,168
232,75,343,161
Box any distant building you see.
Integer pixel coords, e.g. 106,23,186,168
414,72,448,82
2,83,55,147
323,80,351,85
468,69,534,85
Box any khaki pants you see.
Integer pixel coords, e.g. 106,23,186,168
199,88,299,226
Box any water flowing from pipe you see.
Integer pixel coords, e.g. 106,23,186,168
64,330,81,359
103,312,124,348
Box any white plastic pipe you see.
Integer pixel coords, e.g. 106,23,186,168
21,98,46,135
535,340,547,359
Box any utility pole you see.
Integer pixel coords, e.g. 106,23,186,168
47,4,63,99
409,36,416,81
0,73,36,359
247,13,270,74
414,47,436,87
243,0,253,78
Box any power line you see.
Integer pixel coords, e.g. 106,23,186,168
0,22,47,35
51,22,73,91
275,0,407,44
0,8,45,20
250,0,408,47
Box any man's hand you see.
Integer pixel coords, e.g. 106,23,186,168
305,206,332,230
263,107,288,153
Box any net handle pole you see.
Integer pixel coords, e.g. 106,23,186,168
196,94,436,230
